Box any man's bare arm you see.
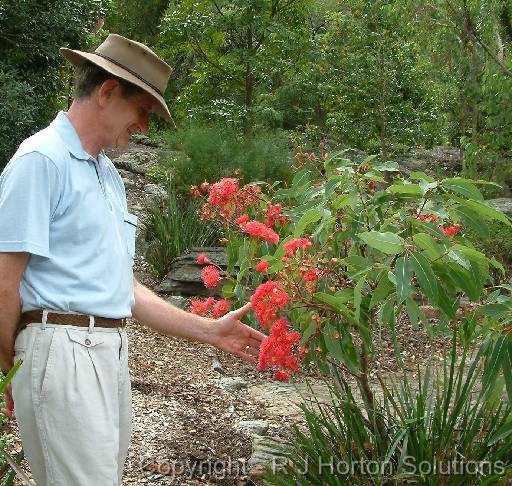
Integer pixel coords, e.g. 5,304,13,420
132,278,215,343
0,252,29,372
132,278,265,365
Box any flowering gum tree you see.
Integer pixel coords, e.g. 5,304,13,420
192,147,511,392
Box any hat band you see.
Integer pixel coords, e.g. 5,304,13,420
93,52,164,97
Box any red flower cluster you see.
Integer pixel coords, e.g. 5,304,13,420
258,318,301,381
201,265,221,288
250,281,289,327
264,202,288,228
255,260,269,272
284,238,311,256
414,213,439,223
207,178,239,208
302,270,319,282
236,214,249,225
191,297,215,315
212,299,230,318
240,220,279,245
196,254,210,264
190,297,230,318
438,223,461,237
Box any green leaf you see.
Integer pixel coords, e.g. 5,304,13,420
479,303,512,318
358,231,405,255
488,421,512,446
446,262,482,302
221,283,236,298
300,321,317,344
436,284,458,319
457,199,512,227
378,294,396,328
406,298,423,330
413,233,445,260
373,161,400,172
388,183,423,196
441,177,484,201
410,252,439,305
369,271,394,310
0,360,22,394
447,249,471,270
455,205,489,238
293,208,323,237
314,290,353,313
419,180,438,195
395,256,413,303
332,193,351,210
354,277,366,323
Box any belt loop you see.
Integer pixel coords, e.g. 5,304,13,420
41,310,48,329
88,315,95,334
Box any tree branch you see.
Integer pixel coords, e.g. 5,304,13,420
189,37,245,87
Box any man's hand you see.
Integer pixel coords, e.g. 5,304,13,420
1,383,15,419
208,303,266,365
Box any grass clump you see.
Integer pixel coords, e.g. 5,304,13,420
143,184,222,278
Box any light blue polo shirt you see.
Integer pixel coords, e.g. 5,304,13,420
0,112,137,318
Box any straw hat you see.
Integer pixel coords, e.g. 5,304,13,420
60,34,173,122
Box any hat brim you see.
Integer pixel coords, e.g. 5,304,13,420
60,47,175,125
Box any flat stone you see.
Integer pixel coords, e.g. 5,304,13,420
247,380,333,420
237,420,270,436
157,247,228,297
247,436,290,479
219,377,248,392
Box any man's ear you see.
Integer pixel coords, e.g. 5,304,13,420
97,79,121,108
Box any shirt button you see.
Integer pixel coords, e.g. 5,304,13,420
84,338,92,347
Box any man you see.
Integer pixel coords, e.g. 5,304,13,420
0,34,265,486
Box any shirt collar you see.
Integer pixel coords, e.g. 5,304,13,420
51,111,94,162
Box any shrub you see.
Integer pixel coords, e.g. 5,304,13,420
143,184,222,278
0,70,36,165
155,124,293,196
0,361,23,484
263,337,512,485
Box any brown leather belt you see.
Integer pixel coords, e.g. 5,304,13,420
18,310,126,334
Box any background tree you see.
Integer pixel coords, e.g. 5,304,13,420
158,0,317,133
0,0,108,167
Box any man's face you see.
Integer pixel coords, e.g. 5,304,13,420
104,86,157,150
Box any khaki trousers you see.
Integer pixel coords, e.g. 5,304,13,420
11,319,132,486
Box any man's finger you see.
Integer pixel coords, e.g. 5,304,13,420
229,302,252,320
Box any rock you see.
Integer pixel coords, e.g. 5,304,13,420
487,198,512,218
130,133,158,147
248,380,334,420
112,151,158,175
144,183,167,207
237,420,270,436
219,377,248,392
247,436,290,479
398,146,462,173
122,177,137,191
157,247,228,297
166,295,188,309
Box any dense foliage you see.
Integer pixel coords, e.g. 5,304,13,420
0,0,108,167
